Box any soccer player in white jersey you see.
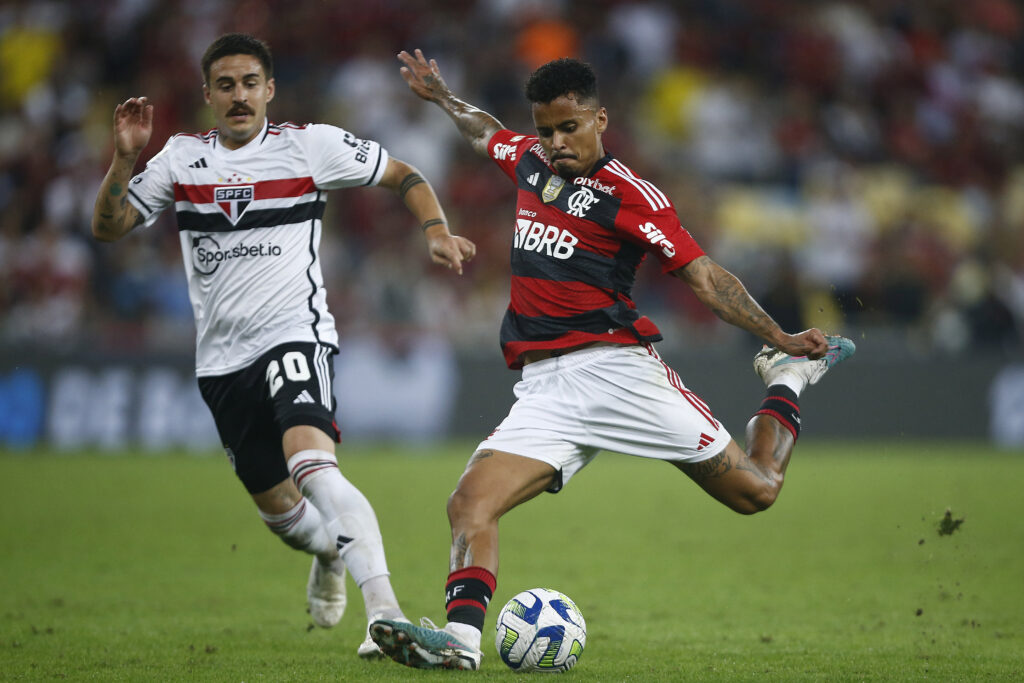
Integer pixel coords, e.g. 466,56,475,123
90,34,475,659
367,51,855,671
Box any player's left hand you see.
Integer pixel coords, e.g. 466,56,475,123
427,234,476,275
774,328,829,360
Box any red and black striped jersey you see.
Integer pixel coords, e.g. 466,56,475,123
486,129,704,369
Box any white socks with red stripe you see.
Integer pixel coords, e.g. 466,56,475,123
259,498,335,558
287,449,403,620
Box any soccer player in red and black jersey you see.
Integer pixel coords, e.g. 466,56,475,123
369,50,855,670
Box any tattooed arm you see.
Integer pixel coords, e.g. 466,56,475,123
673,255,828,359
397,49,502,158
92,97,152,241
377,157,475,274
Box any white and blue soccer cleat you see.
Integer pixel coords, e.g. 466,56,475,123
753,335,856,390
370,617,482,670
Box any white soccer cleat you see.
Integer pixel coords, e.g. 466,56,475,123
369,617,482,670
753,335,856,391
307,557,346,628
357,614,390,659
357,630,386,659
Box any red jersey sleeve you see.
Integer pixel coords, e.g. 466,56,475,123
486,129,538,181
616,199,705,273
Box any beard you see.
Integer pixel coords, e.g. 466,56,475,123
553,159,581,179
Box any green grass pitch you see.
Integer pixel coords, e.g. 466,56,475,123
2,440,1023,681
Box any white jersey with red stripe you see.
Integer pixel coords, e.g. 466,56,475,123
126,119,389,376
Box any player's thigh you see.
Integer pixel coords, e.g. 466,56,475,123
264,342,340,443
475,364,600,492
451,449,559,520
199,368,289,495
282,423,335,458
250,476,303,515
582,345,731,462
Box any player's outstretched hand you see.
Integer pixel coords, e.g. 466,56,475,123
397,49,452,103
427,233,476,276
113,97,154,158
774,328,829,360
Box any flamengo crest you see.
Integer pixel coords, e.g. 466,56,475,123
214,185,254,224
566,187,599,217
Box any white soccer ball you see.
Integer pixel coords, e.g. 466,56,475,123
494,587,586,672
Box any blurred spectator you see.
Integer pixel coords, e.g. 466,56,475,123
0,0,1022,362
797,161,874,321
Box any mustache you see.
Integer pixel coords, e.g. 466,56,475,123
228,105,254,116
551,153,576,161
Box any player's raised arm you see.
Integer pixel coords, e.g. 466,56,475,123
397,49,503,157
674,255,829,359
91,97,152,241
377,157,476,275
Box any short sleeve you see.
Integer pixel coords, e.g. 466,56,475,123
486,129,536,182
304,123,389,190
127,139,176,228
616,202,705,272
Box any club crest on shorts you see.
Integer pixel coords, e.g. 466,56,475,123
214,185,254,224
541,175,565,203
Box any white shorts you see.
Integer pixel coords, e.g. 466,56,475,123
477,344,731,492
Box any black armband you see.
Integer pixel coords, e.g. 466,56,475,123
399,172,426,199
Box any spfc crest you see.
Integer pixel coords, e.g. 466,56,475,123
541,175,565,203
214,185,254,224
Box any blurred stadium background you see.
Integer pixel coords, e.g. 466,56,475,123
1,0,1022,451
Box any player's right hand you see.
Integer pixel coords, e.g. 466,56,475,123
775,328,829,360
113,97,154,157
397,49,451,103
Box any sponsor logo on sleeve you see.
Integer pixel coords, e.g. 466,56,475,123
493,142,517,161
638,221,676,258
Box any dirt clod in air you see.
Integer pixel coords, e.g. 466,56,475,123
937,509,964,536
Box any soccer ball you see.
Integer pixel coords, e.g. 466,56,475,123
494,588,586,672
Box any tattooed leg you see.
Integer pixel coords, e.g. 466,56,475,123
445,450,556,574
677,414,794,514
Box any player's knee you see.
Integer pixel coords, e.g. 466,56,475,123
446,486,471,524
447,485,489,530
723,482,780,515
259,498,332,554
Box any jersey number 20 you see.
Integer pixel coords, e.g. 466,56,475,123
266,352,311,398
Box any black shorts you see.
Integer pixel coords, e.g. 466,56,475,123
198,342,340,494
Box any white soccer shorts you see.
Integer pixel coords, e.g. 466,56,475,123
476,343,731,491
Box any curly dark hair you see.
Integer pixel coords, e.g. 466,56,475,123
525,58,599,105
201,33,274,84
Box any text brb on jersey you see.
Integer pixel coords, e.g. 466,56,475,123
514,215,579,259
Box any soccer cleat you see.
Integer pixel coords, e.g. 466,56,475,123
369,617,482,670
357,630,386,659
753,335,856,391
357,613,393,659
307,557,347,628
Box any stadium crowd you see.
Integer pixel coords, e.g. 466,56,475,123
1,0,1023,358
